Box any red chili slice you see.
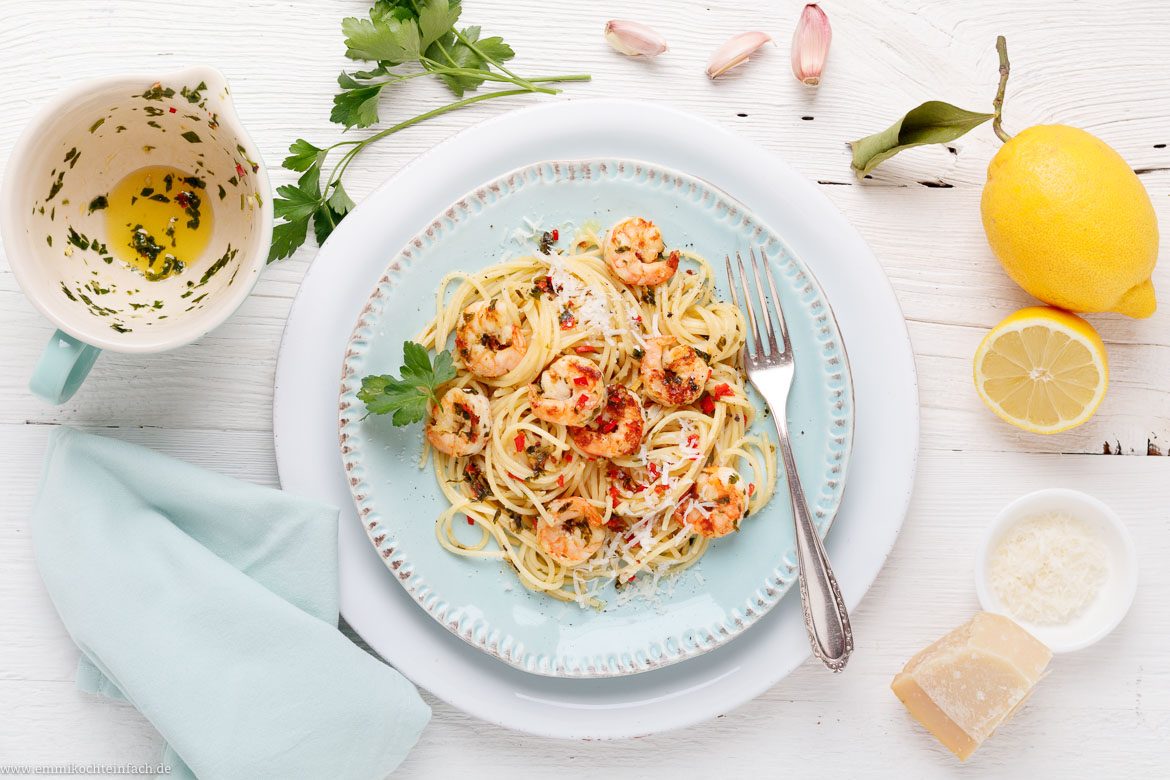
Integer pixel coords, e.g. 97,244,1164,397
573,375,589,386
466,516,474,526
713,383,733,399
557,474,565,488
574,345,599,354
699,394,715,415
551,228,559,241
748,483,757,496
513,432,525,452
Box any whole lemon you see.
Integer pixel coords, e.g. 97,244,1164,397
981,124,1159,318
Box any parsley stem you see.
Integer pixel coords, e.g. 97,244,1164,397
357,69,438,88
525,74,592,84
328,88,533,191
363,67,589,91
419,57,558,94
354,87,530,146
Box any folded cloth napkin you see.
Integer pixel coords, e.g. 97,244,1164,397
32,428,430,780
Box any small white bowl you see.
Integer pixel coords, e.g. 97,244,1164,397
974,488,1138,653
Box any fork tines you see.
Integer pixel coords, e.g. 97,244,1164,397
724,249,792,365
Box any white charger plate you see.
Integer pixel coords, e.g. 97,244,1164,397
273,99,919,738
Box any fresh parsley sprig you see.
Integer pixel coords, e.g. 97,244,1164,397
270,0,591,262
358,341,456,425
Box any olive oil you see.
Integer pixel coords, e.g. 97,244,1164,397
103,165,213,281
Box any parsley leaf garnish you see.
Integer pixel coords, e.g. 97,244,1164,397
267,0,590,262
270,218,309,263
343,13,421,63
327,181,356,215
358,341,456,426
428,26,516,97
272,184,320,223
283,139,325,172
331,83,385,129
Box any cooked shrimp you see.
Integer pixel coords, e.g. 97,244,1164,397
425,387,491,457
455,299,528,378
527,355,605,426
672,466,747,538
603,217,679,286
640,336,711,406
537,497,607,566
568,385,645,457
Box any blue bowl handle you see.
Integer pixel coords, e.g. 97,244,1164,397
30,330,102,404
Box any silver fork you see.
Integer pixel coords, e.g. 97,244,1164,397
726,248,853,672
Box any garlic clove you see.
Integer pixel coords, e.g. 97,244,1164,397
604,20,669,58
706,31,774,79
791,4,832,86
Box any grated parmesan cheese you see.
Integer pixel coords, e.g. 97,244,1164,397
988,511,1109,625
544,252,624,337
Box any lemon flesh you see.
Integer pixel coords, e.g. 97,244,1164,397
981,125,1159,318
974,307,1108,434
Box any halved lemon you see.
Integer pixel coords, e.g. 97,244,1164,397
973,306,1108,434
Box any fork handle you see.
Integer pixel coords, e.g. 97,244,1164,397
770,412,853,672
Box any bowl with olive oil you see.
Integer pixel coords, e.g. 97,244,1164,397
0,66,271,403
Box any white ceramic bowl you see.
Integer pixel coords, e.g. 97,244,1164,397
1,66,271,354
975,488,1138,653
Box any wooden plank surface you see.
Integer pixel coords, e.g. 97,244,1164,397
1,0,1168,776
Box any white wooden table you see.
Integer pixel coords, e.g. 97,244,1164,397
2,1,1168,776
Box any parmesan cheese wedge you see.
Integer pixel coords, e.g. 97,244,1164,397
891,612,1052,760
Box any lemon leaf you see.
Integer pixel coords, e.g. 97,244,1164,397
849,101,994,176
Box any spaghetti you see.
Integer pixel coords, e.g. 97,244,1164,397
417,218,777,608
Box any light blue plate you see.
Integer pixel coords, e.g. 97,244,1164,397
338,160,853,678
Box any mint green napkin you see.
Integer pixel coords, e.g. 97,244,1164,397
32,428,430,779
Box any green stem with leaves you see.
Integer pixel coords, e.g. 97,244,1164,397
269,0,591,262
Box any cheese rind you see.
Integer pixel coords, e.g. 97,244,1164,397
891,612,1052,760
